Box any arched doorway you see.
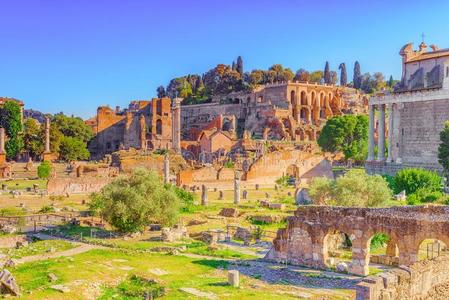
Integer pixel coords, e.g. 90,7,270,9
286,164,299,179
323,230,353,269
367,233,398,269
417,239,449,261
300,91,307,105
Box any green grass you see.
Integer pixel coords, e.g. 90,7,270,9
185,241,256,259
0,207,27,216
98,274,165,299
0,240,77,259
3,179,47,190
11,249,308,299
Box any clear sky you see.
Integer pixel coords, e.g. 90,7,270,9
1,0,449,119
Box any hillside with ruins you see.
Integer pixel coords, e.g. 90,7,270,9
1,2,449,300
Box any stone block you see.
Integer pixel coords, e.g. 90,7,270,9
228,270,239,287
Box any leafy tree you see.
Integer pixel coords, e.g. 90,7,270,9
37,160,52,179
309,169,392,207
393,168,442,195
236,56,244,75
353,61,362,89
388,75,394,88
294,69,310,82
156,86,166,98
309,71,323,83
52,114,93,143
317,115,368,162
438,121,449,180
339,63,347,86
324,61,331,84
0,101,23,159
59,136,90,161
23,118,44,159
89,168,180,233
249,69,265,86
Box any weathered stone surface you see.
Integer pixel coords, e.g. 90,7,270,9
0,269,19,296
228,270,239,287
295,188,312,205
161,225,188,242
219,208,239,218
179,287,217,300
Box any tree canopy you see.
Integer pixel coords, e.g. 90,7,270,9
0,101,23,159
309,169,392,207
317,115,368,162
89,168,180,233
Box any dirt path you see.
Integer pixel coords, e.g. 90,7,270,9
15,233,105,265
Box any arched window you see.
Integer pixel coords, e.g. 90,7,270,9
156,119,162,135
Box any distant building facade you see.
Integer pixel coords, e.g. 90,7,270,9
87,98,174,160
366,42,449,175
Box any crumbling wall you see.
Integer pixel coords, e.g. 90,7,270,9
47,177,112,195
356,255,449,299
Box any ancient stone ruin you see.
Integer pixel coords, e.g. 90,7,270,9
266,205,449,276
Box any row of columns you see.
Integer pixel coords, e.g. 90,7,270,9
367,103,400,163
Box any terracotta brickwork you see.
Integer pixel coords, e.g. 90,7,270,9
266,205,449,276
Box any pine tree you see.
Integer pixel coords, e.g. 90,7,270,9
339,63,347,86
231,61,236,71
156,86,166,98
353,61,362,89
388,75,394,88
324,61,331,84
236,56,244,76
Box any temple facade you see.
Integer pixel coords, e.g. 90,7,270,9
366,42,449,175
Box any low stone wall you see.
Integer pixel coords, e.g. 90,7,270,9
356,255,449,299
0,235,29,248
365,161,443,176
47,177,112,195
0,211,88,227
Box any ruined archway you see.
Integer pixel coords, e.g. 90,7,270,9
286,164,299,179
300,91,307,105
323,229,353,269
367,232,398,268
156,119,162,135
417,239,449,261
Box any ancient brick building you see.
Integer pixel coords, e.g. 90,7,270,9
88,98,175,159
181,82,367,144
366,42,449,175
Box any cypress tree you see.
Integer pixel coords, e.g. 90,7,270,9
353,61,362,89
324,61,331,84
236,56,244,76
339,63,347,86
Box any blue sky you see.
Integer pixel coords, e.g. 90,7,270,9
1,0,449,118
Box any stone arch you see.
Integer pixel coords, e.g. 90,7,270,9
156,100,162,116
323,229,353,269
309,91,315,106
295,128,305,141
416,237,449,261
290,90,296,104
300,90,307,105
156,119,162,135
366,232,398,267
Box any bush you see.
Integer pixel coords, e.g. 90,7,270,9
169,185,196,213
39,205,55,213
394,168,442,195
223,161,234,169
89,168,180,233
309,169,392,207
406,187,444,205
37,161,52,179
276,175,293,187
370,233,390,251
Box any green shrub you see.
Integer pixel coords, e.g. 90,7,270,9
169,185,196,213
223,160,234,169
37,161,52,179
38,205,55,213
394,168,442,195
370,233,390,251
406,187,444,205
276,175,292,187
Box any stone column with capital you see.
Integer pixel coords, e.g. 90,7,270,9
171,98,182,153
367,105,375,161
387,103,394,163
377,104,386,161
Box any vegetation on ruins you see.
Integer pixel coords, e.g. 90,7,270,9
392,168,444,205
89,168,180,233
317,115,368,162
161,57,395,105
438,121,449,180
37,160,52,179
23,118,44,159
0,101,23,159
309,169,392,207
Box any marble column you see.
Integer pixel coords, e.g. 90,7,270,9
171,98,182,153
377,104,386,161
163,154,170,184
0,128,5,154
367,105,375,161
234,170,241,205
201,185,208,206
45,117,50,153
387,103,394,163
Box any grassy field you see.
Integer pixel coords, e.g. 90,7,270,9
0,240,77,259
11,248,354,299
